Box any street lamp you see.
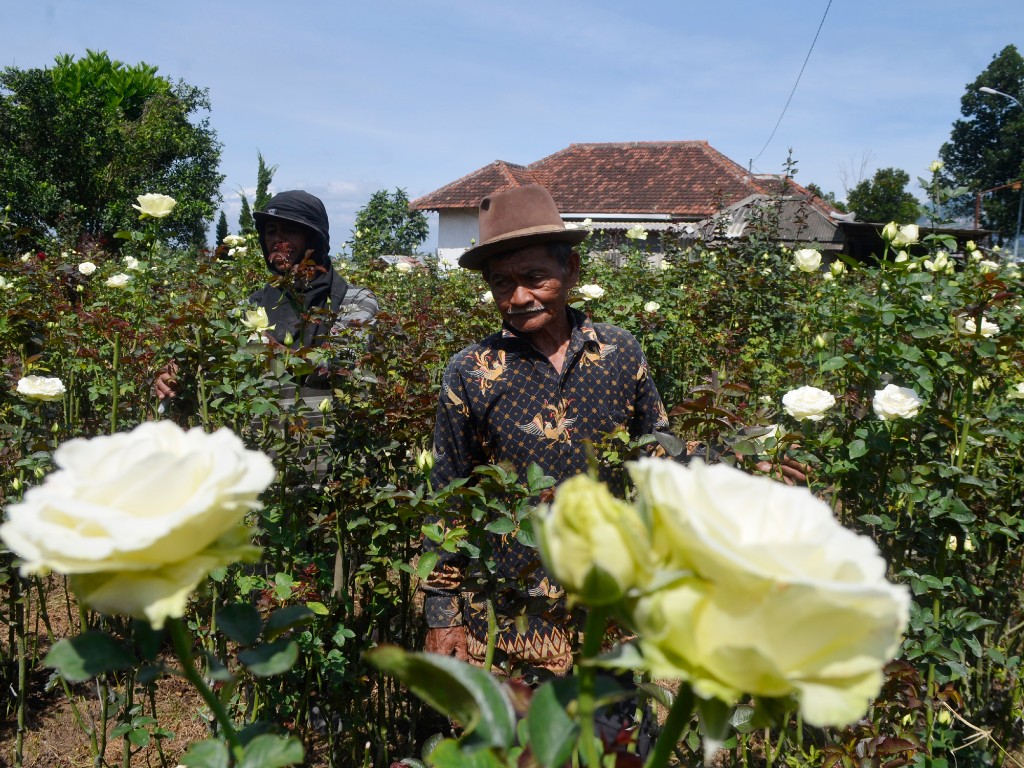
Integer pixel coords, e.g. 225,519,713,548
978,86,1024,258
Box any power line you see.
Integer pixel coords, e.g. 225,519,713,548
749,0,833,171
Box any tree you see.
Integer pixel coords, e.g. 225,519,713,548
805,183,847,213
215,210,229,248
351,188,429,262
238,195,254,236
940,45,1024,236
0,50,223,250
253,151,277,213
844,168,921,224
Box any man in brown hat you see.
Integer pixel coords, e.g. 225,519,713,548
421,184,670,674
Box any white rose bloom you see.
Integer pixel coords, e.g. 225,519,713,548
625,224,648,241
929,160,943,173
480,291,494,303
958,315,1000,338
924,251,949,272
0,421,273,628
241,306,274,336
872,384,923,421
123,256,141,271
793,248,822,273
892,224,920,246
1008,383,1024,400
921,294,933,303
829,260,846,276
881,222,899,241
222,234,246,248
627,459,910,727
644,301,661,313
78,261,97,275
105,273,131,288
579,284,605,300
394,260,414,273
17,375,66,401
0,276,14,290
978,260,1000,274
782,385,836,421
132,193,177,219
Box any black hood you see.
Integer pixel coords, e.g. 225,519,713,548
254,190,331,269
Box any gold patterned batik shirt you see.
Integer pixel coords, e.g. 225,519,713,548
422,308,669,673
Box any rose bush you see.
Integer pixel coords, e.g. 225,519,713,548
0,421,273,627
626,459,910,727
872,383,923,420
782,385,836,421
16,375,67,401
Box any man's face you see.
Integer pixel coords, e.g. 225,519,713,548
264,219,311,272
485,244,579,335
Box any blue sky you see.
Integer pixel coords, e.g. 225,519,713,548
5,0,1023,252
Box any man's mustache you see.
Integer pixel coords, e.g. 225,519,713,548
506,304,547,316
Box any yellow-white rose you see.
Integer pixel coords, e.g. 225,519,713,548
17,375,66,401
78,261,97,275
829,260,846,277
223,234,246,248
537,474,651,606
0,421,273,628
241,306,274,335
958,315,1000,338
579,284,605,301
644,301,661,313
872,384,923,420
892,224,919,246
394,260,414,273
881,222,899,241
782,385,836,421
625,224,648,241
626,458,909,727
924,251,950,273
105,273,131,288
480,291,494,303
793,248,822,273
123,256,141,271
978,260,1000,274
929,160,943,173
132,193,177,219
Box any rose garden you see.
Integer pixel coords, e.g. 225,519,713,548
2,181,1024,768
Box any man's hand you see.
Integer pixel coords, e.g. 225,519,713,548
425,626,468,660
754,453,809,486
154,361,180,400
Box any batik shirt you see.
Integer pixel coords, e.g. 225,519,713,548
422,308,669,671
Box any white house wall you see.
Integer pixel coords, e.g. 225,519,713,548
437,209,478,268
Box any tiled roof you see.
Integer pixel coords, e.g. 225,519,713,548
410,141,820,219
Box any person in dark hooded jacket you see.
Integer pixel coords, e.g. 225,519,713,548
155,190,377,401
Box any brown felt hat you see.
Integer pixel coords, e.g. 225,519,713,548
458,184,587,270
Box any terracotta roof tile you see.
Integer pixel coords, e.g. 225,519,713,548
410,141,813,219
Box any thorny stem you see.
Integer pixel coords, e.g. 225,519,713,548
644,682,694,768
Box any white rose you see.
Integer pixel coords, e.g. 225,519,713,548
627,459,910,727
78,261,97,275
1009,383,1024,400
958,315,1000,338
132,193,177,219
881,222,899,241
579,284,605,300
872,384,923,421
480,291,494,303
782,385,836,421
123,256,141,271
644,301,661,313
222,234,246,248
17,375,66,402
978,260,1000,274
922,294,933,302
929,160,943,173
241,306,274,335
394,260,414,273
924,251,950,273
892,224,919,246
0,421,273,628
0,276,14,290
793,249,822,272
105,273,131,288
829,261,846,277
625,224,648,241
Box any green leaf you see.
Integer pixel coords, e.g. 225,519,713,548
238,639,299,677
128,729,151,747
484,518,516,535
638,682,675,710
238,734,304,768
527,680,579,768
848,439,868,459
44,632,137,682
416,551,439,580
426,740,506,768
366,645,516,749
217,603,262,646
264,605,315,641
180,738,229,768
820,356,847,372
306,601,330,616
